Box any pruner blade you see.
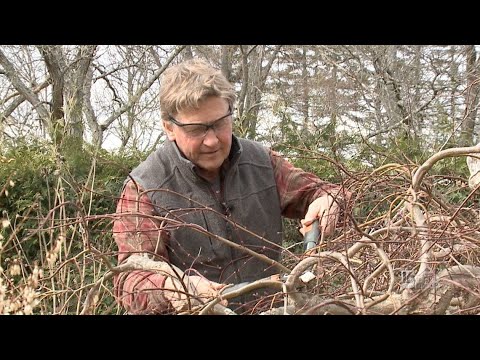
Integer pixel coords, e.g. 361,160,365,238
303,218,320,252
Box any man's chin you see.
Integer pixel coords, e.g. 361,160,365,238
200,154,222,164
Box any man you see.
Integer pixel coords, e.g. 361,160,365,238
113,58,350,314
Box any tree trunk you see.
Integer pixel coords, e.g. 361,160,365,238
237,45,281,139
460,45,478,147
220,45,234,83
67,45,96,142
301,46,310,134
38,45,65,145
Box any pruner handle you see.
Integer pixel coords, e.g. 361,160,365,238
303,219,320,252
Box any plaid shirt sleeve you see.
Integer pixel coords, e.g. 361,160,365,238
269,149,351,220
112,180,173,314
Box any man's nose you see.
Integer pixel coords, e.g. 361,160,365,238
202,127,219,145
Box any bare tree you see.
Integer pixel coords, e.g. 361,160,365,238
96,45,185,150
0,45,185,151
236,45,282,138
1,44,477,157
0,47,52,135
460,45,479,147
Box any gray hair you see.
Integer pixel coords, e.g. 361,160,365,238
160,58,236,120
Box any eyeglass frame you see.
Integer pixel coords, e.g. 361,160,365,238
167,106,233,138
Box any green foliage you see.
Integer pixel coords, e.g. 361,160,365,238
430,155,476,206
281,218,303,254
432,154,470,178
1,144,53,260
0,139,150,314
0,138,147,262
263,108,347,183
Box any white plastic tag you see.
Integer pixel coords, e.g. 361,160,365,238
300,271,316,283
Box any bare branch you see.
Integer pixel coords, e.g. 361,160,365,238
100,45,186,129
0,48,50,127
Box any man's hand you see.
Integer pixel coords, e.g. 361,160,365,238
164,274,227,312
300,194,340,237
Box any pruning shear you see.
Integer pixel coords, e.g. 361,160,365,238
302,218,320,252
222,219,320,294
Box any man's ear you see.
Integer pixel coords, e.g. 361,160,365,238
163,120,176,141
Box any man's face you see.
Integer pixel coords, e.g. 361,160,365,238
163,96,233,180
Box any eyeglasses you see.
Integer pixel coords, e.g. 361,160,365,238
168,107,233,138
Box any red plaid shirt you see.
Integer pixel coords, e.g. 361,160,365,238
113,149,348,314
